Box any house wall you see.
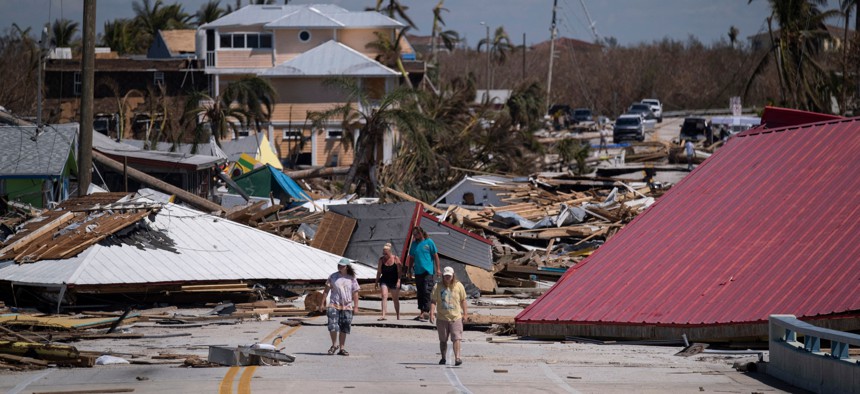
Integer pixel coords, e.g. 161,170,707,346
216,49,272,68
339,28,391,57
274,29,335,64
313,129,354,167
269,78,346,104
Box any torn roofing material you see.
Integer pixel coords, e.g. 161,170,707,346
324,202,493,271
517,114,860,338
0,199,375,287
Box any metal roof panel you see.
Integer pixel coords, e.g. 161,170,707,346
517,117,860,326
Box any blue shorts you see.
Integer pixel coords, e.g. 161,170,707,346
326,307,354,334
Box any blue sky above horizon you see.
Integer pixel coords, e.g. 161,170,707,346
0,0,848,47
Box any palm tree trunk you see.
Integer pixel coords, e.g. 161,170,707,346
842,9,851,114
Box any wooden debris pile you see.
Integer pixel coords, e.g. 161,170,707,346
0,193,160,264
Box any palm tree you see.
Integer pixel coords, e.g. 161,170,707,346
182,76,277,150
839,0,857,113
308,77,432,196
728,26,740,48
51,18,79,48
369,0,417,29
132,0,192,53
196,0,226,26
366,28,414,89
744,0,839,111
477,26,513,90
477,26,514,65
101,19,135,54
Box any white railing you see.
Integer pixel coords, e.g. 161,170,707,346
768,314,860,394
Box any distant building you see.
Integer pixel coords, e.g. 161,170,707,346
148,29,198,59
197,4,423,168
748,24,855,52
43,57,207,140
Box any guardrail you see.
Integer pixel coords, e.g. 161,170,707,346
768,314,860,394
662,107,760,117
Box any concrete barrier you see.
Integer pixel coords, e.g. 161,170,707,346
768,314,860,393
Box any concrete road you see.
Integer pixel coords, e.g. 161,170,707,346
1,301,798,394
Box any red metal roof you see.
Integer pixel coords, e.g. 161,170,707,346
518,115,860,327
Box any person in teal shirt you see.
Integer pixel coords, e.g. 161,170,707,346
406,227,440,321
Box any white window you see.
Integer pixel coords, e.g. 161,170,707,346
326,127,343,140
298,30,311,42
73,72,81,96
219,33,273,49
154,71,164,86
282,128,302,140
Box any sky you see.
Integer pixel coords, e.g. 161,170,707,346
0,0,848,47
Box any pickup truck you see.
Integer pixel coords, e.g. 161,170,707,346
641,99,663,122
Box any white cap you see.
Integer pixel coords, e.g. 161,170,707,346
442,266,454,276
338,258,351,266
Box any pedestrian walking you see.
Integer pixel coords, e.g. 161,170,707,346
685,140,695,170
405,227,440,322
429,266,468,366
375,242,402,320
599,126,609,155
319,258,360,356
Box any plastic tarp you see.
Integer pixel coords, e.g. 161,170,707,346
269,166,311,202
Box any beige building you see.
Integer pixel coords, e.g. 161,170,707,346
197,4,415,168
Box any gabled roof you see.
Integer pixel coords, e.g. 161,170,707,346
93,132,225,170
265,7,341,28
158,29,196,55
0,201,375,286
0,124,77,179
516,114,860,338
260,40,398,77
202,4,401,29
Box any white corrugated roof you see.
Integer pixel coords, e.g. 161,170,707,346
93,132,225,169
265,7,342,28
0,202,375,286
202,4,400,29
261,40,398,77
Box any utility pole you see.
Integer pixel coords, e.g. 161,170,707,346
522,33,526,80
480,21,490,98
546,0,558,113
37,24,50,126
78,0,96,196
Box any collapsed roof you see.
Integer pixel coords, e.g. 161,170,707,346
0,193,375,290
517,113,860,341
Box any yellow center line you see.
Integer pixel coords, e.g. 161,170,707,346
219,366,240,394
220,319,308,393
237,366,258,394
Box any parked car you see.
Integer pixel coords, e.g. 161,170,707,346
640,98,663,122
572,108,593,124
613,114,645,143
679,117,713,143
626,103,659,122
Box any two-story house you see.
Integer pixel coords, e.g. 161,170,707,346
197,4,417,168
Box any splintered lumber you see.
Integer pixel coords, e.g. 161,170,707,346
465,314,514,325
465,265,496,293
180,283,252,293
0,353,49,367
0,341,96,367
0,212,74,257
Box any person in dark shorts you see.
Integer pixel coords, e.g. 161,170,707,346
406,227,440,322
319,258,360,356
375,242,402,320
